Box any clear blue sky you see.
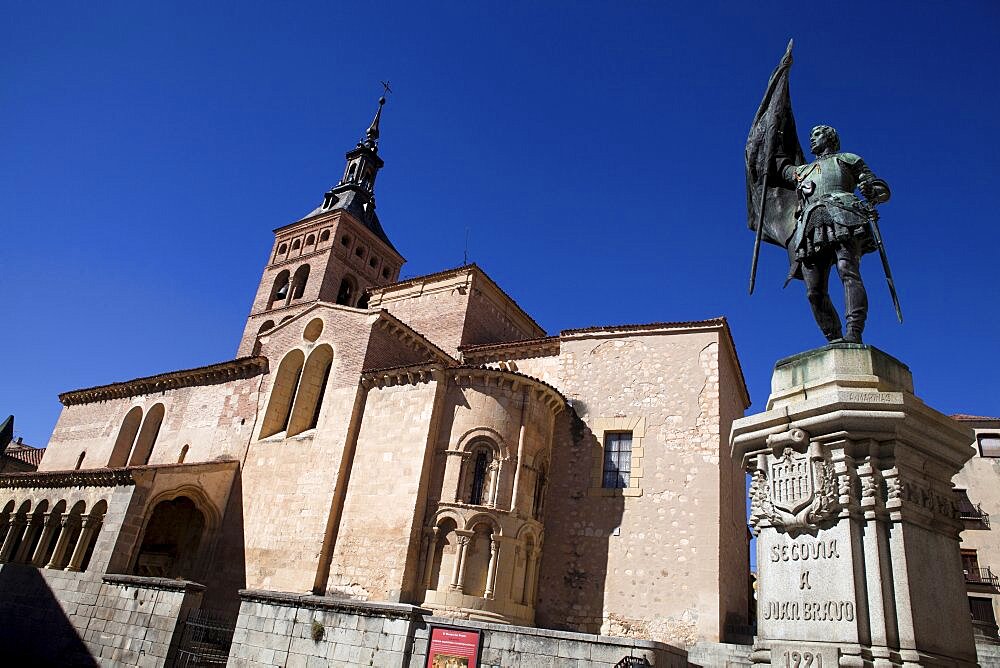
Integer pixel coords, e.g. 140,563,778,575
2,2,998,447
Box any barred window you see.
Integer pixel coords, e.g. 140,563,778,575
602,432,632,489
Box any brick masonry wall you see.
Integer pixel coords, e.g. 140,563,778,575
0,565,202,667
43,373,262,473
227,590,688,668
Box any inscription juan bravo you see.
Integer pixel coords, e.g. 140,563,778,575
762,600,855,622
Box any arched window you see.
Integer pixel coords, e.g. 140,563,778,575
260,350,306,438
463,523,494,597
290,264,310,300
305,234,315,246
258,320,275,335
75,452,86,470
109,406,143,467
178,444,189,463
461,441,498,506
287,345,333,436
336,276,357,306
319,230,330,243
277,243,288,255
382,267,392,279
129,403,165,466
356,292,370,309
268,270,291,310
291,239,301,250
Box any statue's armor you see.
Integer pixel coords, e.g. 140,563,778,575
784,152,878,260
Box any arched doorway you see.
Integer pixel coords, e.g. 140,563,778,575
133,496,206,579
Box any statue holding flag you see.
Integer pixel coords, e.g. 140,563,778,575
746,41,900,344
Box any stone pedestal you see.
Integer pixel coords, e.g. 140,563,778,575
731,344,978,667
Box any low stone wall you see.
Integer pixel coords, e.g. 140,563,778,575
0,563,203,666
228,589,688,667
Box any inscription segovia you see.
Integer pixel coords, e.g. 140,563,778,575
770,538,840,562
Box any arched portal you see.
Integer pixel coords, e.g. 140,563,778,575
133,496,206,579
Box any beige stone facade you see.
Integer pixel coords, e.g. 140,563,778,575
0,105,753,663
952,415,1000,645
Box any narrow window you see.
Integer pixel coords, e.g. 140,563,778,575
355,246,365,258
381,267,392,280
369,256,378,268
268,270,291,310
305,234,315,246
291,239,301,250
356,292,370,309
260,350,306,438
978,433,1000,458
277,243,288,254
341,234,351,247
602,432,632,489
257,320,275,336
129,403,165,466
533,464,547,519
286,345,333,436
109,407,143,467
319,230,330,242
75,452,86,470
178,445,189,463
470,452,489,505
336,276,356,306
291,264,310,300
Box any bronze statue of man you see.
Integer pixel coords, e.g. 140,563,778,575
778,125,890,343
746,42,899,344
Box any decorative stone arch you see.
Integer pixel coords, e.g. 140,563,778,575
128,402,165,466
286,343,334,436
15,499,49,564
464,513,502,537
511,527,541,606
0,500,32,563
260,348,306,438
130,486,218,580
426,516,460,593
0,500,15,551
33,499,67,567
454,427,510,459
109,405,143,467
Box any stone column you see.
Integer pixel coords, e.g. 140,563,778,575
484,536,500,599
731,344,978,667
487,460,501,508
65,515,102,572
422,527,439,590
451,532,472,592
0,518,26,562
46,517,81,570
12,515,41,563
30,513,62,566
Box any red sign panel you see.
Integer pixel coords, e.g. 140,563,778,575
425,626,482,668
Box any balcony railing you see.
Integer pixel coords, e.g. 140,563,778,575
965,566,1000,590
959,503,991,529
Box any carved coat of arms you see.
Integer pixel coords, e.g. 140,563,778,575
751,446,838,534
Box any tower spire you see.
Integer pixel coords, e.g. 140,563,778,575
361,82,391,150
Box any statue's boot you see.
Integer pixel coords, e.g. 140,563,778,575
807,290,844,342
838,248,868,345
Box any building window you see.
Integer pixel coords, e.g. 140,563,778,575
290,264,310,300
268,270,291,310
978,433,1000,458
128,403,165,466
319,230,330,242
970,596,998,627
291,239,301,250
336,276,357,306
602,432,632,489
470,452,489,505
305,234,315,246
286,345,333,436
260,350,306,438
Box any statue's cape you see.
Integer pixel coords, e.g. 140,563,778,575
746,40,804,269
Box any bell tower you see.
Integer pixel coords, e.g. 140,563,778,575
237,94,405,357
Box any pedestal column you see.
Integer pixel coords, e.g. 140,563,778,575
732,344,978,667
66,515,102,572
31,513,62,566
46,516,81,570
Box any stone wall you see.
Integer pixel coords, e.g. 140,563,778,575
227,589,688,668
0,565,202,667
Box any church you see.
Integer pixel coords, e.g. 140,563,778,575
0,96,751,666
